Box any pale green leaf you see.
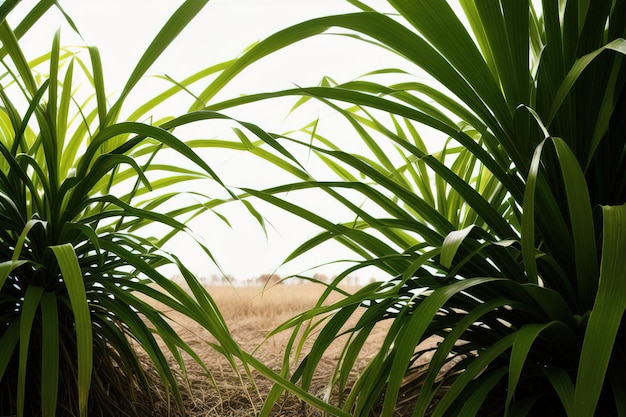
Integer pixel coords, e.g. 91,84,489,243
109,0,210,121
441,225,474,269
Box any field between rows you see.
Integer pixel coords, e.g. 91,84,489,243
153,283,393,416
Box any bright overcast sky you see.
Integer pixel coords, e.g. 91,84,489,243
12,0,417,283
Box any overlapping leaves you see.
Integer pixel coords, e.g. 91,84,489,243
201,1,626,415
0,2,345,416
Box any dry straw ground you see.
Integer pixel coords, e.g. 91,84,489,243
141,282,441,416
144,283,395,416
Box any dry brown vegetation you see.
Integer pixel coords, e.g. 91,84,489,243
147,283,392,417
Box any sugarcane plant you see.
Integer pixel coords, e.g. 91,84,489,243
0,1,372,415
198,0,626,415
0,1,313,416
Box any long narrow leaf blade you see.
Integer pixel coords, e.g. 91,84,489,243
110,0,210,120
574,204,626,417
51,244,92,417
18,286,44,417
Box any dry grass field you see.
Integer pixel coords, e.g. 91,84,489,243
149,283,395,416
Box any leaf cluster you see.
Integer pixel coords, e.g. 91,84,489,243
204,1,626,416
0,2,269,416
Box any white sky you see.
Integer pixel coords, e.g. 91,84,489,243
12,0,424,283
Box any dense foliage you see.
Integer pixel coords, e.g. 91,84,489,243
0,2,366,416
0,2,273,416
2,1,626,416
202,1,626,416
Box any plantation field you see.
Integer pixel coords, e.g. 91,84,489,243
3,2,624,415
157,283,396,416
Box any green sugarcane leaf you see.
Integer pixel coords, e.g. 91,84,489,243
47,29,60,132
0,259,27,289
585,57,622,170
88,46,107,132
95,295,185,411
0,0,20,23
414,298,513,416
521,139,547,285
79,121,224,189
441,225,474,269
11,0,58,44
548,38,626,125
383,277,501,416
574,203,626,417
245,351,351,417
12,79,49,157
300,303,360,390
17,285,44,417
13,219,46,262
196,12,504,139
56,57,75,160
125,59,233,121
50,244,92,417
505,322,559,416
0,20,37,95
433,333,516,417
461,367,508,416
109,0,210,122
389,0,511,129
552,137,597,308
